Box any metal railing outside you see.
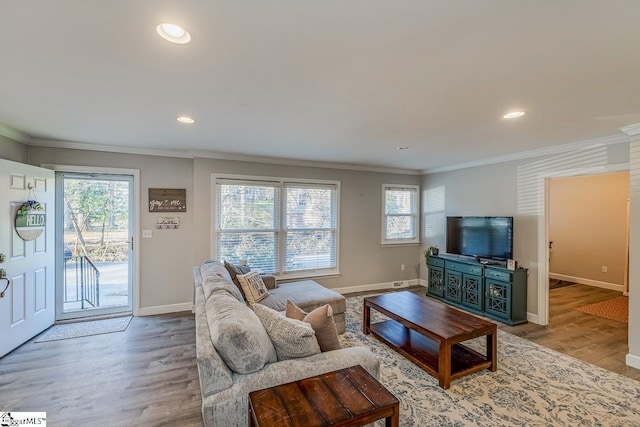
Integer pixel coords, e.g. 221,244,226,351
64,255,100,309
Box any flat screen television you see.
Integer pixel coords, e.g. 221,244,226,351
446,216,513,260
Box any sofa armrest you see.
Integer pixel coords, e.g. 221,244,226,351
261,275,277,290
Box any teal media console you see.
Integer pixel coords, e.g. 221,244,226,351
426,254,528,325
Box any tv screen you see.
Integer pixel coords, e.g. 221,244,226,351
446,216,513,260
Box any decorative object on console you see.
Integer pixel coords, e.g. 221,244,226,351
506,259,518,271
425,246,439,257
286,300,341,352
237,271,270,303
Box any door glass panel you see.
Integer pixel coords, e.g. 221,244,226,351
60,175,132,317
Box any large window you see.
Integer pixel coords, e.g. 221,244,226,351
215,176,339,278
382,184,420,245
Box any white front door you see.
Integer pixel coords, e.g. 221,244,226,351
0,159,55,358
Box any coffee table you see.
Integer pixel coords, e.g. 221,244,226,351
363,291,497,389
248,365,399,427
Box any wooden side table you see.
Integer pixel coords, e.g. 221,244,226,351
248,365,399,427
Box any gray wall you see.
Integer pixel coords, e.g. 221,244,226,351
421,141,630,319
27,146,194,312
0,136,27,163
193,157,422,289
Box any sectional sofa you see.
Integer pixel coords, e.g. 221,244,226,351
192,260,379,426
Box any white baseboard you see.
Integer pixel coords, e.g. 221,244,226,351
527,312,540,324
334,279,423,295
549,273,623,292
626,353,640,370
137,302,193,316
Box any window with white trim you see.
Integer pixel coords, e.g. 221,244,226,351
215,176,339,278
382,184,420,245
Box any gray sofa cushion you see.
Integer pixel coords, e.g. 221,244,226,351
260,280,346,315
200,261,245,302
206,291,277,374
252,303,320,360
202,259,234,282
194,285,234,397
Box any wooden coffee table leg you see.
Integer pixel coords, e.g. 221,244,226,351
386,401,400,427
487,329,497,371
438,340,452,389
363,303,371,334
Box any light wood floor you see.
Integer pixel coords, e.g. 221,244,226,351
0,284,637,426
501,283,640,381
0,313,203,427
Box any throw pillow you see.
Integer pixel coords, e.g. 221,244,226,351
286,301,341,352
223,261,251,299
237,271,270,303
206,291,277,374
252,303,321,361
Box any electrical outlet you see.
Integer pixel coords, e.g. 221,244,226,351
602,266,608,273
400,264,405,271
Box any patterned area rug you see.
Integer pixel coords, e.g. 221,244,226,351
341,295,640,426
574,296,629,323
34,316,132,343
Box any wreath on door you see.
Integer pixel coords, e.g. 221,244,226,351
15,200,46,241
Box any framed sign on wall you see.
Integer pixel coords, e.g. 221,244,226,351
149,188,186,212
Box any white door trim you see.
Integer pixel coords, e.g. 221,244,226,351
537,163,629,325
42,164,141,316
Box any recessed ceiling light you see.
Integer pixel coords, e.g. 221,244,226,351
396,146,412,150
177,116,195,124
503,111,526,119
156,23,191,44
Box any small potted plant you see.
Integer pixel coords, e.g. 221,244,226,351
425,245,439,259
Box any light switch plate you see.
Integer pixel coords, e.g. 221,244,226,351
143,230,152,238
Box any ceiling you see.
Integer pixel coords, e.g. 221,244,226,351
1,1,639,173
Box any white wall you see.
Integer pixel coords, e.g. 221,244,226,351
193,157,422,290
0,135,27,163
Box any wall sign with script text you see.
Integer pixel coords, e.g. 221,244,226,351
149,188,187,212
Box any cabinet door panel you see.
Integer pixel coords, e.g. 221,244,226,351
484,279,511,319
462,274,483,311
445,271,462,303
427,266,444,298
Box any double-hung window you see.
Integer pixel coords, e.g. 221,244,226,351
382,184,420,245
215,176,339,278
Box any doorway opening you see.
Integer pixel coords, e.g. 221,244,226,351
547,171,629,319
56,172,134,320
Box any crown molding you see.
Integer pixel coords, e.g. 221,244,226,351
29,138,194,159
28,138,422,175
0,124,31,144
421,133,629,175
620,123,640,136
189,150,423,175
